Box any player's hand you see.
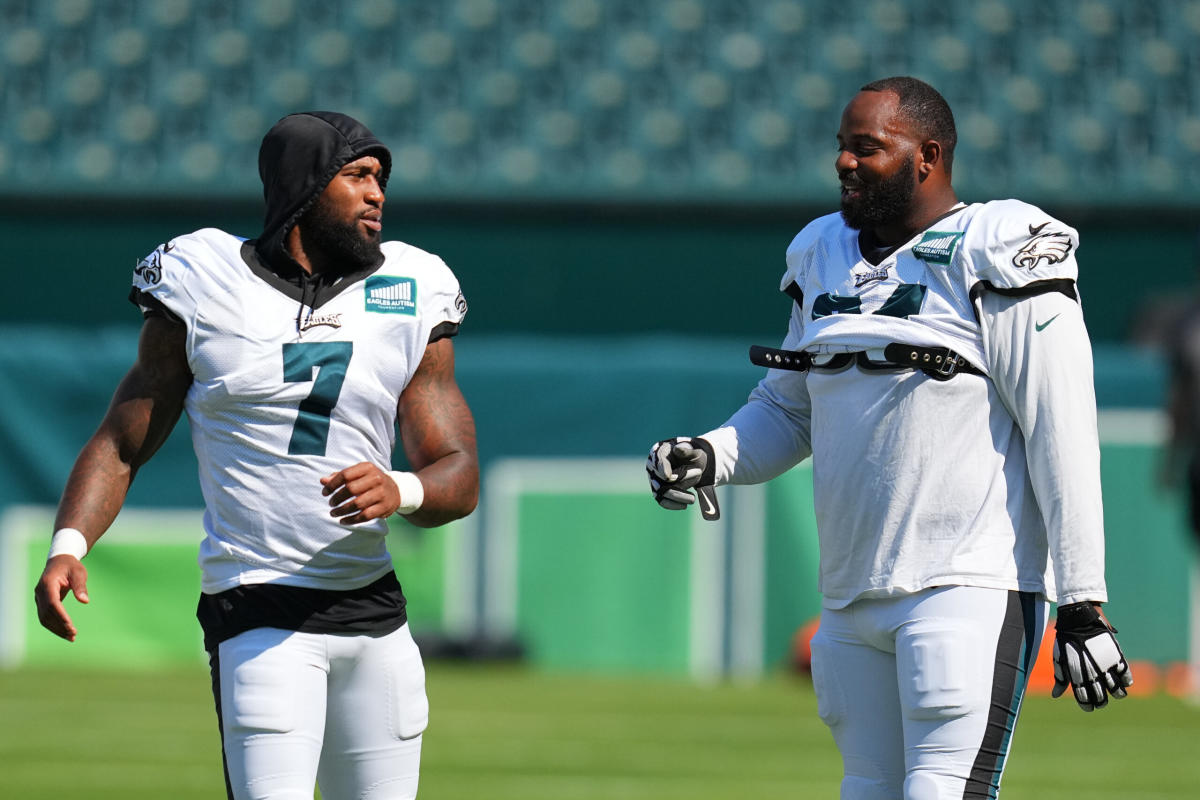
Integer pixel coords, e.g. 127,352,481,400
321,462,402,525
34,555,90,642
1051,602,1133,711
646,436,721,520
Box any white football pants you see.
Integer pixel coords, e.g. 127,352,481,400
810,586,1048,800
214,623,428,800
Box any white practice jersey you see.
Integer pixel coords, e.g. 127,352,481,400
131,228,466,593
704,200,1107,607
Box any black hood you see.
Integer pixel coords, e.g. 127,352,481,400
253,111,392,272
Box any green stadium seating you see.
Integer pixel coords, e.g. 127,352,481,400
0,0,1195,205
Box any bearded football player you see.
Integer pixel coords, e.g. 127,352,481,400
648,77,1132,799
35,111,479,800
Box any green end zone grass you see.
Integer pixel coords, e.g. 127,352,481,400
1,663,1197,800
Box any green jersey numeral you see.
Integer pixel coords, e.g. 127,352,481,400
812,283,927,320
282,342,353,456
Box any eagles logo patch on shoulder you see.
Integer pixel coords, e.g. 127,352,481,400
1012,225,1073,270
132,240,173,287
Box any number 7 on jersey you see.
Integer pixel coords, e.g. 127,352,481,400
282,342,353,456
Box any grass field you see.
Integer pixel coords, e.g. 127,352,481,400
2,662,1197,799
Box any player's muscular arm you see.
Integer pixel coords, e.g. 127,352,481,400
396,336,479,528
55,315,192,537
36,314,192,640
322,337,478,527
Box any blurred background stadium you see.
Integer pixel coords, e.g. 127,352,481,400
1,0,1199,796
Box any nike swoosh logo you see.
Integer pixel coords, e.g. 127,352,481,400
1029,221,1050,235
1035,313,1061,331
698,491,716,516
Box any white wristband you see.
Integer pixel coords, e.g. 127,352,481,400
48,528,88,561
388,471,425,515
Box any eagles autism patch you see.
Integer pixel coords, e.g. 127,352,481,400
912,231,963,264
364,276,417,314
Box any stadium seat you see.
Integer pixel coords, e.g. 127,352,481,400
555,0,601,31
0,0,1194,203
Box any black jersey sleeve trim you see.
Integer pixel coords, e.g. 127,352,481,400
783,280,804,306
429,321,460,343
128,287,183,322
970,278,1078,304
969,279,1078,323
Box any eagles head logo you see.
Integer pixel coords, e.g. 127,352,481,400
133,241,173,286
1012,224,1073,270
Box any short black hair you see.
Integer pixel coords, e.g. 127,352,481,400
861,76,957,175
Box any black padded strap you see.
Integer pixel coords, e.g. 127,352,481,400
881,344,984,380
750,344,812,371
750,343,983,381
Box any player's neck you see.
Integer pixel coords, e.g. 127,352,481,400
869,189,960,248
284,226,317,275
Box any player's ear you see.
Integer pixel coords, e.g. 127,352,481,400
917,140,942,180
921,140,940,171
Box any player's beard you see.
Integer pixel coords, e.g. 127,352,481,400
840,154,916,231
297,197,383,274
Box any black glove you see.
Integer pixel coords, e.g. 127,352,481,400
646,436,720,520
1051,602,1133,711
